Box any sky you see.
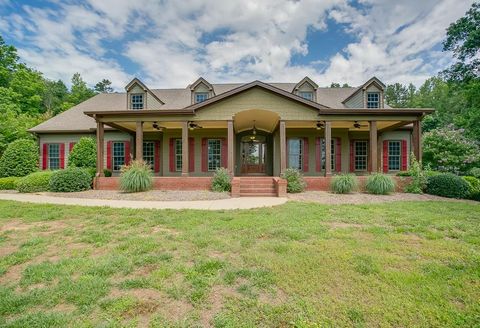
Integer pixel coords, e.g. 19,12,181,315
0,0,474,90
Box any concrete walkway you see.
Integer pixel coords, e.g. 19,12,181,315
0,192,287,210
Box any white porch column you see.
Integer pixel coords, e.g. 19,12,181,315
227,120,234,174
324,121,332,176
181,121,189,176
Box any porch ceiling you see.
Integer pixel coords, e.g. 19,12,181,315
285,120,411,131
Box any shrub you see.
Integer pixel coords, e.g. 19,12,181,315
281,168,306,193
463,176,480,201
68,137,96,168
425,173,470,199
404,154,427,194
396,171,411,177
330,174,358,194
469,168,480,179
211,167,231,192
0,139,39,177
0,177,20,190
104,169,112,177
365,173,396,195
120,160,152,193
49,168,92,192
16,171,53,193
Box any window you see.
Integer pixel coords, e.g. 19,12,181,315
354,141,368,171
174,139,182,172
288,139,303,170
131,94,144,110
195,92,208,103
321,139,336,171
48,144,60,170
143,141,155,168
367,92,380,108
112,142,125,171
208,139,222,171
388,141,401,171
299,91,314,101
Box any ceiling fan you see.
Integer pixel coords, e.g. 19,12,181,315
315,121,324,130
152,122,166,131
188,121,203,130
353,121,368,129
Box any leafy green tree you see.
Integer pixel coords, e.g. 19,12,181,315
0,139,39,177
94,79,114,93
330,82,341,88
68,73,96,105
43,79,68,115
0,35,19,87
9,66,46,114
68,137,97,169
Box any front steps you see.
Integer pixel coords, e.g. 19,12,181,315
231,177,287,197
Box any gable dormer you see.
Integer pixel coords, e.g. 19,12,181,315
343,77,386,108
293,76,318,102
189,77,214,104
125,78,163,110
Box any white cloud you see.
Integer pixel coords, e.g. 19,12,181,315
0,0,473,90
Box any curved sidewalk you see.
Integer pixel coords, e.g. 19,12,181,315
0,192,287,210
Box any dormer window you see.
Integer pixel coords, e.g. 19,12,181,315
299,91,314,101
131,93,144,110
367,92,380,108
195,92,208,103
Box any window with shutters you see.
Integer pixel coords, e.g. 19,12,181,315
174,139,182,172
288,138,303,170
112,142,125,171
143,141,155,168
207,139,221,171
48,144,60,170
388,141,401,171
354,140,368,171
320,139,336,171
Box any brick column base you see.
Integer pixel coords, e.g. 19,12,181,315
273,177,287,197
231,177,241,198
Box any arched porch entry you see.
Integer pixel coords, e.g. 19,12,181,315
233,109,279,176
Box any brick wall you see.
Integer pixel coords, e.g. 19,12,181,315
95,177,212,190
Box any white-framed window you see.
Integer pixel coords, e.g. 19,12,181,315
288,138,303,170
143,141,155,168
131,93,144,110
207,139,222,171
112,142,125,171
321,138,335,171
174,139,182,172
354,140,368,171
388,141,401,171
367,92,380,108
195,92,208,103
299,91,314,101
48,144,60,170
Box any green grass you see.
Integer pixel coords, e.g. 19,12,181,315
0,200,479,327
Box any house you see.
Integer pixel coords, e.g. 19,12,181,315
29,76,433,196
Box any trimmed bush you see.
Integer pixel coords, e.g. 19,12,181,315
0,139,39,177
211,167,231,192
404,154,427,194
281,168,306,193
469,168,480,179
463,176,480,201
330,174,358,194
365,173,396,195
0,177,20,190
104,169,112,177
68,137,96,168
16,171,53,193
425,173,470,199
396,171,411,177
120,160,152,193
49,168,92,192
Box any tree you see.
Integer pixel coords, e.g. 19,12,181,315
43,79,68,115
330,82,341,88
0,35,19,87
94,79,114,93
0,139,39,177
68,73,96,105
68,137,96,169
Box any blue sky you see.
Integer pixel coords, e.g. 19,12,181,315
0,0,473,90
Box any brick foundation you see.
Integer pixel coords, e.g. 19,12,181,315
94,177,212,191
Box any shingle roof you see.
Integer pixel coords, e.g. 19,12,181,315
28,82,366,133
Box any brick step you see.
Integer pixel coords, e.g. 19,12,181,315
239,183,275,188
238,177,274,180
240,192,277,197
240,188,276,193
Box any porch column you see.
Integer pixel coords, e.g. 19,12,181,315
279,120,287,174
324,121,332,176
369,120,378,172
96,121,105,177
227,120,234,174
135,121,143,161
413,120,422,162
181,121,189,176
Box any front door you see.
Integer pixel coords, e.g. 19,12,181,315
240,138,267,175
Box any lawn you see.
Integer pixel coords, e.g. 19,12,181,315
0,200,479,327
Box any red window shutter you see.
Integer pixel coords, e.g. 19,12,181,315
201,138,208,172
315,137,321,172
349,140,355,172
169,138,175,172
154,141,161,173
106,141,112,170
336,138,342,172
401,140,408,170
124,141,131,165
221,138,228,168
189,137,195,172
303,137,309,172
69,142,76,152
59,143,65,169
383,140,389,173
42,144,48,170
